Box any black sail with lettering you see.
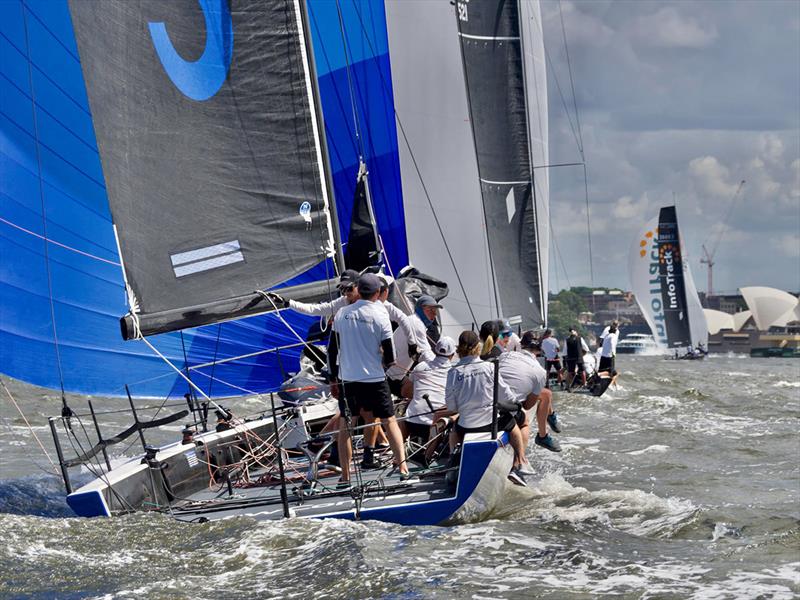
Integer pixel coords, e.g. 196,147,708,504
456,0,544,327
68,0,341,338
657,206,691,347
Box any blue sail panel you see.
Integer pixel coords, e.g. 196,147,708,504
1,0,327,398
308,0,407,273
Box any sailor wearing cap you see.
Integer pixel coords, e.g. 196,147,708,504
265,269,360,316
399,336,456,441
498,331,562,467
497,320,522,352
329,273,412,484
385,295,442,395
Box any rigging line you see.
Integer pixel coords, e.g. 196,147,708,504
0,379,57,470
558,0,584,156
0,217,121,266
20,1,66,402
583,163,595,289
137,336,226,413
335,0,365,159
348,2,478,328
454,16,501,319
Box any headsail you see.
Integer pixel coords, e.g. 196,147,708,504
629,206,706,349
68,0,342,339
455,0,548,328
384,0,548,334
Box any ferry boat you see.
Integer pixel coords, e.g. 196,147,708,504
616,333,661,354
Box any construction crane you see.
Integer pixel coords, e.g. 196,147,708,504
700,179,746,297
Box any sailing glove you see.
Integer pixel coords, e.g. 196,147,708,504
265,292,289,308
408,343,420,361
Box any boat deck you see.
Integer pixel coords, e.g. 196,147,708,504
170,459,455,522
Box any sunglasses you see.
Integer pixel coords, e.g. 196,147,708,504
338,284,356,293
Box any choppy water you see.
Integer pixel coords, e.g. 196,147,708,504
1,355,798,599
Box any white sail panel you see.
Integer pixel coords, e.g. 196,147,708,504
628,216,669,349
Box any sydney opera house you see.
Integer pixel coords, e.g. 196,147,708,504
704,287,800,356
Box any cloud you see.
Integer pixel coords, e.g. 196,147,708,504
626,6,718,48
688,156,739,198
770,234,800,258
612,193,652,220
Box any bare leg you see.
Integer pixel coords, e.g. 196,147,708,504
536,388,552,436
337,417,352,481
376,424,389,446
361,411,378,448
319,412,340,435
382,416,408,475
509,425,525,468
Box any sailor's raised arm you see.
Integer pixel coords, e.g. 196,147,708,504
287,294,348,317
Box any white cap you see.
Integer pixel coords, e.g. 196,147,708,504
435,336,456,357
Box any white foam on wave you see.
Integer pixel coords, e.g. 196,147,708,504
773,380,800,388
689,562,800,600
626,444,670,456
523,473,699,538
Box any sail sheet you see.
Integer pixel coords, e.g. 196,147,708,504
629,207,705,349
68,0,341,338
455,0,546,329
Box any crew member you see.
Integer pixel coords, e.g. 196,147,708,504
443,331,530,483
564,327,590,389
385,295,441,397
599,323,618,372
329,273,412,485
400,336,455,442
540,329,562,387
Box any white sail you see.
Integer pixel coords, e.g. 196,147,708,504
628,216,669,349
684,254,709,347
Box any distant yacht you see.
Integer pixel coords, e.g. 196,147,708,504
616,333,662,355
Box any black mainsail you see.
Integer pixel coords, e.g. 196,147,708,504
68,0,342,339
456,0,546,328
656,206,692,348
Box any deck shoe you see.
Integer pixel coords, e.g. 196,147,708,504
547,412,562,433
375,442,390,450
360,458,382,470
516,462,536,476
336,479,351,490
508,470,528,487
535,433,562,453
399,472,420,484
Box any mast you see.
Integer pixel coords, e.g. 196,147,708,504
297,0,345,275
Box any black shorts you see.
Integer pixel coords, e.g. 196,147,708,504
545,359,562,372
339,380,394,419
387,376,404,398
405,420,430,440
565,358,584,374
598,356,615,372
455,410,524,436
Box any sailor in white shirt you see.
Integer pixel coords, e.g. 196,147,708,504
265,269,360,317
498,331,562,462
400,336,455,440
599,323,618,372
385,295,439,395
539,329,563,386
497,320,522,353
329,273,411,483
443,330,531,480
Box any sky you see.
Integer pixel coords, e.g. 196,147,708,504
542,0,800,294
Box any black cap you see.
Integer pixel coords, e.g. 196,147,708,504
337,269,359,290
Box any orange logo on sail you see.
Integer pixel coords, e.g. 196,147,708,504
639,229,656,258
